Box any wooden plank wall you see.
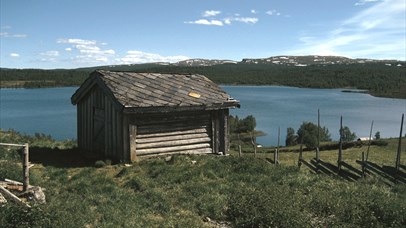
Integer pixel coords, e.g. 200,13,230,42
76,85,125,161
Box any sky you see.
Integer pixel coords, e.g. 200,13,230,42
1,0,405,69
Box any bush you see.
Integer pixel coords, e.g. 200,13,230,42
297,122,331,149
94,160,106,168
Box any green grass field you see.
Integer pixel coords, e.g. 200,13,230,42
1,130,405,227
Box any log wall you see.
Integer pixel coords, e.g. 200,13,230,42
76,84,231,161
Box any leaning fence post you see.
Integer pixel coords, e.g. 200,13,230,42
338,116,343,173
23,143,29,192
395,114,404,181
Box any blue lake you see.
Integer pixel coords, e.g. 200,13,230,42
0,86,405,146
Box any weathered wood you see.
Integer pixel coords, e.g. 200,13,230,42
137,137,211,149
138,148,213,158
123,115,130,162
274,127,280,165
0,143,25,147
5,179,23,185
223,109,229,154
396,114,404,173
73,70,239,161
298,143,303,168
136,133,210,144
250,132,257,157
137,128,208,139
211,111,220,153
23,143,29,192
238,133,242,157
365,120,374,162
129,124,137,161
316,109,320,161
137,120,210,131
362,152,366,177
135,113,210,125
338,116,343,172
0,186,31,208
137,143,211,155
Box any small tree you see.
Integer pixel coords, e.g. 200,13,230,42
375,131,381,139
229,115,256,133
297,122,331,149
285,127,297,146
340,126,357,142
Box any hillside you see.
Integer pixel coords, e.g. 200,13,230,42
0,130,405,227
1,55,405,98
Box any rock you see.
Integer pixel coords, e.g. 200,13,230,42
164,156,173,162
22,186,46,204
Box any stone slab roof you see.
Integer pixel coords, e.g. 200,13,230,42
72,70,240,113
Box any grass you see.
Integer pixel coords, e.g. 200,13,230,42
0,130,405,227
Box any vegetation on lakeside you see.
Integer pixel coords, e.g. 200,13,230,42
1,61,405,98
1,129,405,227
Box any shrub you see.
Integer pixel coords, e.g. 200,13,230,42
94,160,106,168
297,122,331,149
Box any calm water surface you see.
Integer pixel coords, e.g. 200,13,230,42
225,86,406,145
0,87,77,140
1,86,405,145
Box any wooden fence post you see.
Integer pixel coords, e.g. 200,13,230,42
395,114,404,177
250,132,256,157
23,143,29,192
362,152,366,177
338,116,343,173
316,109,320,161
365,120,374,162
274,127,280,165
298,143,303,168
237,133,242,157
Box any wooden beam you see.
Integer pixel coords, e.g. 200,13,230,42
136,143,211,155
0,186,31,208
129,124,137,162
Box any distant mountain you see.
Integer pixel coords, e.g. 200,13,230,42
173,58,238,66
73,55,405,70
240,55,404,66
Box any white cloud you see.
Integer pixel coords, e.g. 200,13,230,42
0,32,27,38
233,17,258,24
40,50,59,57
266,10,281,16
355,0,380,6
10,53,19,57
185,19,223,26
57,38,97,45
251,9,258,14
1,25,11,29
289,0,406,60
117,50,189,64
202,10,221,17
57,38,116,64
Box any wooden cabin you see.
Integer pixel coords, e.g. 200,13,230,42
71,70,240,162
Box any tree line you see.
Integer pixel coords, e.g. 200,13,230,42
1,61,405,98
